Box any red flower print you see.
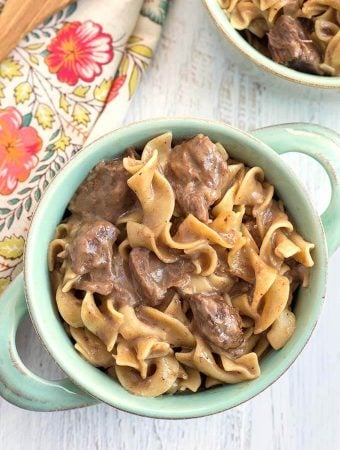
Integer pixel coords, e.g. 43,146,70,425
0,107,42,195
106,75,126,103
45,21,114,86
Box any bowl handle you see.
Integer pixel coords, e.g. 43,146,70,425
0,273,98,411
252,123,340,256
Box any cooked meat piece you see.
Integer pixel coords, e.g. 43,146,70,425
243,31,271,58
124,147,140,159
229,281,253,298
129,247,194,306
268,16,322,75
110,254,138,307
243,217,262,248
189,293,243,350
68,220,119,295
69,160,135,223
255,199,288,238
166,134,229,223
286,259,310,292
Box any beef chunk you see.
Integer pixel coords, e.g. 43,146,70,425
268,16,322,75
69,160,135,224
189,293,243,350
229,281,253,298
129,247,193,306
285,259,310,293
124,147,140,159
68,220,118,295
110,254,138,307
166,134,229,223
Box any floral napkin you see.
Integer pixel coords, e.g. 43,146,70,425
0,0,169,293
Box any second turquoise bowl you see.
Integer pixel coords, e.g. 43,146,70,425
203,0,340,89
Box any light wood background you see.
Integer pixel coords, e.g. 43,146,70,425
1,1,340,449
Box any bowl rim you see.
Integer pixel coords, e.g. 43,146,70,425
202,0,340,89
24,117,328,419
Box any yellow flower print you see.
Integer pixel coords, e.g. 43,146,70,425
0,57,22,80
0,82,4,99
0,235,25,259
53,131,71,151
94,79,111,102
72,104,90,126
73,85,90,98
124,37,153,100
35,104,55,129
59,93,70,113
14,82,33,104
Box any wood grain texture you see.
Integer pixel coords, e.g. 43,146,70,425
1,1,339,449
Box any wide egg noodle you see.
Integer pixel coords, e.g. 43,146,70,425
184,243,218,276
124,145,174,237
138,306,195,347
115,355,180,397
141,132,172,169
176,335,260,384
56,286,83,328
267,308,296,349
163,293,190,324
224,0,269,37
69,326,114,368
47,238,67,272
115,338,149,379
81,292,124,352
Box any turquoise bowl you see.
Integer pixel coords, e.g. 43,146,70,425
0,119,339,417
203,0,340,89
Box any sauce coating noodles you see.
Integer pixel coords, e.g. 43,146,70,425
48,133,314,396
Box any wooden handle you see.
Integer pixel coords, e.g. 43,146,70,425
0,0,74,62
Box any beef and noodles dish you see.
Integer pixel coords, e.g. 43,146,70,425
218,0,340,76
48,133,314,397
